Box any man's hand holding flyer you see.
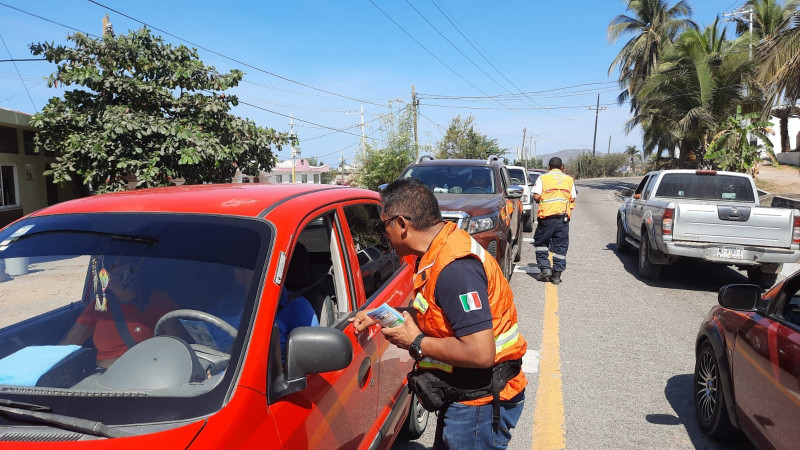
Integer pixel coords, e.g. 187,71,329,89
366,303,405,328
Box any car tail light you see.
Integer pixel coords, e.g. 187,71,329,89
696,170,717,175
794,215,800,244
663,208,674,235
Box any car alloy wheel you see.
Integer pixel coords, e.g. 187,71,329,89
696,349,718,422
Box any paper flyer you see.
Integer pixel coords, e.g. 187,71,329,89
367,303,405,328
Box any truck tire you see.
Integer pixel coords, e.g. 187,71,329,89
502,241,513,280
523,212,533,232
616,217,631,254
637,232,662,280
747,268,780,289
514,232,522,263
400,393,429,439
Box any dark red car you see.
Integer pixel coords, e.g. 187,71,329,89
695,268,800,448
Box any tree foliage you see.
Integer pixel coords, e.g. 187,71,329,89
435,114,505,160
565,153,629,179
29,28,294,193
706,106,775,175
355,106,416,191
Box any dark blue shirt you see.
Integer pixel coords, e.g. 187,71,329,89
434,257,492,337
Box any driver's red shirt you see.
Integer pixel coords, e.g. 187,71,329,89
76,290,177,361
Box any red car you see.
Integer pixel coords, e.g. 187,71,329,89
0,184,427,448
695,267,800,448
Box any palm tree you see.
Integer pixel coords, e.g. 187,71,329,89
629,18,755,166
608,0,697,109
624,145,642,172
735,0,800,40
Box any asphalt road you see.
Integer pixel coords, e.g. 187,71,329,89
393,177,797,449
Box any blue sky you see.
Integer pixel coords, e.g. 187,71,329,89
1,0,745,166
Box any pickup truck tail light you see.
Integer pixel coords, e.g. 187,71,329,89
794,215,800,244
663,208,674,235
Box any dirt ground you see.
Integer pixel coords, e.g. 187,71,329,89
757,163,800,197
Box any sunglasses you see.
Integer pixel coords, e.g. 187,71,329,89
376,215,407,234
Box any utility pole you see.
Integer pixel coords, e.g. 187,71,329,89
520,127,527,165
528,135,533,170
288,116,304,183
345,104,366,150
589,94,607,157
533,139,538,166
723,8,755,60
608,135,612,155
412,85,419,160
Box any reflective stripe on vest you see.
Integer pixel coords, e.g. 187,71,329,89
419,357,454,373
413,292,429,313
495,323,520,353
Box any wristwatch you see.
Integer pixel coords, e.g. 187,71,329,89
409,333,425,361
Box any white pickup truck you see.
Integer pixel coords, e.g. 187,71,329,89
616,169,800,287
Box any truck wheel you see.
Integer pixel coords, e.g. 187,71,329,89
637,232,662,280
514,232,522,263
400,393,429,439
616,218,631,254
695,341,738,440
523,212,533,232
502,241,513,280
747,268,779,289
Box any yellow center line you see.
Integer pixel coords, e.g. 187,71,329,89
531,272,566,449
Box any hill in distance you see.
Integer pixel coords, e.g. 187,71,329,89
536,149,589,163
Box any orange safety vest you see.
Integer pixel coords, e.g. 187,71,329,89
537,169,575,219
411,221,527,405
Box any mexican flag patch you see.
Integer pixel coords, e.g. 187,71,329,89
459,291,482,312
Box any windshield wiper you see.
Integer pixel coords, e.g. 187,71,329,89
0,399,51,412
0,405,131,439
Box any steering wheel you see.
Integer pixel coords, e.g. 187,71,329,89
464,186,488,193
154,309,238,339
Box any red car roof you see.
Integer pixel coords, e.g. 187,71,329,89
32,183,360,218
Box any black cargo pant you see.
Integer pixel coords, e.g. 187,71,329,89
533,215,569,273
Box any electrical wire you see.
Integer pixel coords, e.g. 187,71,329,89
365,0,531,119
0,2,99,38
0,32,36,111
86,0,386,107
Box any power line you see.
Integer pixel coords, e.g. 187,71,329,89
0,33,36,111
426,0,565,120
86,0,386,107
401,0,557,118
365,0,530,118
420,101,623,110
0,2,99,37
0,58,48,63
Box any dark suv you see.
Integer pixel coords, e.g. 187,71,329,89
398,155,524,279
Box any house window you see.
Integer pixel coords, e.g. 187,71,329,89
278,175,284,183
314,174,320,183
23,130,37,155
301,174,308,183
1,165,18,207
0,126,18,154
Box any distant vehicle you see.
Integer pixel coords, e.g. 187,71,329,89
507,165,535,232
616,169,800,287
694,270,800,448
399,155,524,280
0,184,427,447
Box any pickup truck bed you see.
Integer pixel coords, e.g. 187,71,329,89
617,170,800,287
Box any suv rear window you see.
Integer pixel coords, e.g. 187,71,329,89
403,166,496,194
655,173,755,202
507,168,526,186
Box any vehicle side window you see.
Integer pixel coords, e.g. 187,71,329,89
281,212,347,332
634,175,650,195
343,203,402,303
781,282,800,327
642,175,657,199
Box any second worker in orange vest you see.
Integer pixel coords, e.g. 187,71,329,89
353,178,527,450
532,157,577,285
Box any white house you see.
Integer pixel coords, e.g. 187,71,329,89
234,158,331,184
759,115,800,166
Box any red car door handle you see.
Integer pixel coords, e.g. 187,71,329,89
358,357,372,389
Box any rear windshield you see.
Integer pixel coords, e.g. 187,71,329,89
655,173,755,202
507,168,526,186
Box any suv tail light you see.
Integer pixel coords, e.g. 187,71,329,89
793,215,800,244
663,208,674,235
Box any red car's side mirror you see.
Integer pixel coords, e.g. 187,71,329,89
718,284,761,311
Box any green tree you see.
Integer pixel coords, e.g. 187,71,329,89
624,145,642,173
735,0,800,39
706,106,775,176
356,106,416,190
608,0,697,108
435,115,505,160
565,153,629,179
627,18,756,165
512,158,544,169
29,28,293,193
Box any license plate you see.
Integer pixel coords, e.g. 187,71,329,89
716,247,744,260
